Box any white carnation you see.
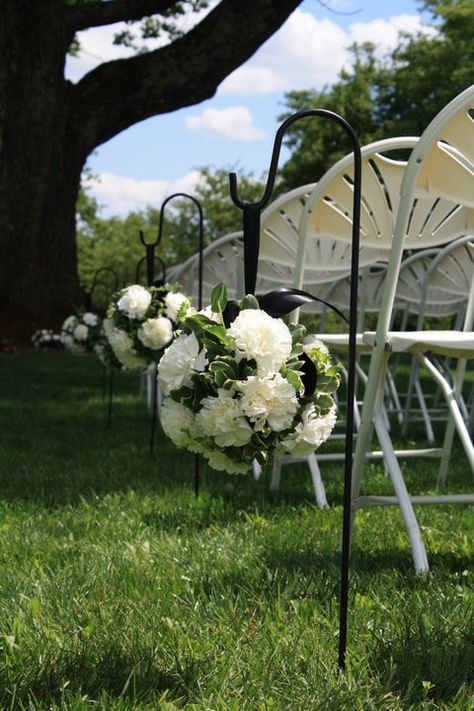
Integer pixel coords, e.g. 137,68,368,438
74,324,89,341
303,335,329,356
106,326,147,371
202,448,249,475
62,315,77,332
280,403,337,457
117,285,152,319
199,305,223,324
138,316,173,350
102,318,115,340
164,291,190,322
161,398,196,447
196,388,252,447
63,335,84,354
158,333,200,395
237,373,298,432
83,312,99,327
228,309,292,375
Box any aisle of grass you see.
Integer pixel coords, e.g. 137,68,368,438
0,352,473,710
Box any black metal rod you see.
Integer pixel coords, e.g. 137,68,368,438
229,109,361,669
101,364,107,400
150,370,158,454
107,368,114,429
194,455,201,498
155,193,205,494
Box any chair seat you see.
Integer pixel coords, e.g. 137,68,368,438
363,330,474,357
316,333,371,352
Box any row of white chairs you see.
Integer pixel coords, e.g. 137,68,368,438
163,85,474,572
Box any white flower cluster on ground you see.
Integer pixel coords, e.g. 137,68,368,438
31,329,63,350
60,312,102,355
104,283,194,372
158,284,340,475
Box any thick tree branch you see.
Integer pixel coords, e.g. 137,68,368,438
72,0,303,152
67,0,179,32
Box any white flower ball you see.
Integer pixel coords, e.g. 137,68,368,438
117,285,152,320
161,398,196,448
280,403,337,457
158,333,200,395
228,309,292,375
138,316,173,350
83,312,99,327
195,388,252,447
237,373,298,432
74,324,89,341
164,291,190,322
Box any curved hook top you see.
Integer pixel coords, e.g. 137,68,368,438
157,192,204,246
229,108,361,211
89,266,120,293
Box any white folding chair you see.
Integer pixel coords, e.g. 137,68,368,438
350,85,474,572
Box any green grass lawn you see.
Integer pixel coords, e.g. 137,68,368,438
0,352,473,710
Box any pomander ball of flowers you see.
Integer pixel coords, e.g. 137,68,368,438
105,283,194,372
61,312,102,354
31,329,63,350
158,284,340,475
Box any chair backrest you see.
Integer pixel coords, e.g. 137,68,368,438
260,182,387,291
376,85,474,339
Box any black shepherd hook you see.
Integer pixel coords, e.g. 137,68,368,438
149,193,205,500
157,193,204,310
229,109,362,670
85,266,120,311
135,253,168,287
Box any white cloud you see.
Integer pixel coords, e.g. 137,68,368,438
219,9,436,95
185,106,265,140
87,171,203,217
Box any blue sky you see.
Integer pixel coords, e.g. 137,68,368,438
66,0,433,216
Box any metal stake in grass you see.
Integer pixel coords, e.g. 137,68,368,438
229,109,361,669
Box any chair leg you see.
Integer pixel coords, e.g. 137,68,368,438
351,351,429,572
307,454,329,509
270,457,282,492
252,459,262,481
373,408,429,573
417,353,474,477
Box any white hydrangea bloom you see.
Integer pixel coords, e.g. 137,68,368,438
117,285,152,319
138,316,173,350
237,373,298,432
195,388,252,447
164,291,190,322
73,324,89,341
203,448,249,475
303,335,329,356
228,309,292,375
83,312,99,327
280,403,337,457
161,398,196,447
158,332,200,394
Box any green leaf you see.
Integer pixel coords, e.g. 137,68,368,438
285,368,303,393
239,294,260,311
211,283,228,313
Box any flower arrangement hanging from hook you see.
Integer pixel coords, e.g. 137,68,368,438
158,282,340,474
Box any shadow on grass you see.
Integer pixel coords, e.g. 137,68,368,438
370,623,474,705
0,643,203,707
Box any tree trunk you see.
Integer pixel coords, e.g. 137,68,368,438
0,0,304,343
0,0,84,341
